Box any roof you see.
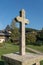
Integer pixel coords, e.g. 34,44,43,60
0,30,11,36
0,33,10,36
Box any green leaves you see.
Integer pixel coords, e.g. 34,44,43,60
26,32,36,44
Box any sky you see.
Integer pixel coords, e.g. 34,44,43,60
0,0,43,30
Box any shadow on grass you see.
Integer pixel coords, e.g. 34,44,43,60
0,61,5,65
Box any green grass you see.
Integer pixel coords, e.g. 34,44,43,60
26,45,43,65
27,45,43,52
0,43,19,65
0,43,19,60
0,43,43,65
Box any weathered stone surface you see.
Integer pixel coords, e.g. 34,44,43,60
15,9,29,55
2,53,43,65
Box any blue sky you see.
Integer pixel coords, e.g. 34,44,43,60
0,0,43,30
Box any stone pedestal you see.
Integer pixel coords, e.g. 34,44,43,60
1,53,43,65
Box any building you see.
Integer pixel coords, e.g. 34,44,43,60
0,30,10,43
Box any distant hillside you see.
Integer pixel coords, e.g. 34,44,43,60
25,28,39,33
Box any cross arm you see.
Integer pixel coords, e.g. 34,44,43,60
25,19,29,24
15,16,23,22
14,16,29,24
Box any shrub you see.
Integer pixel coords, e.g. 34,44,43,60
34,41,42,46
26,33,36,45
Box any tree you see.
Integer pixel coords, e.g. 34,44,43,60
37,28,43,40
26,32,36,45
10,19,20,44
40,30,43,39
10,19,17,29
5,25,11,31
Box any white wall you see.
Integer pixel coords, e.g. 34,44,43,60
0,38,5,43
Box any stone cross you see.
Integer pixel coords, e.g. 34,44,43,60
15,9,29,55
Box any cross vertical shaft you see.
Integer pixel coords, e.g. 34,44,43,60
15,9,29,55
20,22,25,55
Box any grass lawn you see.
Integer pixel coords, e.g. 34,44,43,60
0,43,19,60
0,43,43,65
27,45,43,52
27,45,43,65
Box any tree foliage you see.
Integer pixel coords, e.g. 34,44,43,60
37,29,43,40
40,29,43,38
5,25,11,31
26,32,36,44
10,20,20,44
10,19,16,29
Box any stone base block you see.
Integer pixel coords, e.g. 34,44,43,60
1,53,43,65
